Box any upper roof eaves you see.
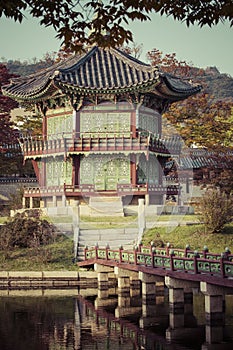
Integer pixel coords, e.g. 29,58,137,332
2,46,201,101
55,46,159,91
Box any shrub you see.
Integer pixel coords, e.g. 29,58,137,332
0,210,58,250
200,188,233,233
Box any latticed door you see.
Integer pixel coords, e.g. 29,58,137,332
105,158,118,190
80,155,130,191
94,156,106,190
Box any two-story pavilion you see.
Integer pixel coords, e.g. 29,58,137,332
3,46,201,214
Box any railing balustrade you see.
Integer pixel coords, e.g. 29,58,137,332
20,132,181,157
84,244,233,279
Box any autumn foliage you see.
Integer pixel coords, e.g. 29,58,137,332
200,189,233,233
0,64,19,146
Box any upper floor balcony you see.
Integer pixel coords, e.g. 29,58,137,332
20,132,181,159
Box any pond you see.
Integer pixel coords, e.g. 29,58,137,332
0,288,233,350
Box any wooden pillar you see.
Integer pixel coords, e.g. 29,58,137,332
130,154,137,186
73,155,80,186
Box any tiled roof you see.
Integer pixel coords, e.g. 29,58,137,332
180,149,233,169
2,46,201,102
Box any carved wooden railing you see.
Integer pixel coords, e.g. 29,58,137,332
19,132,181,158
23,183,180,196
83,244,233,279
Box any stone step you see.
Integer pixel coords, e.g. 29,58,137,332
90,196,119,201
77,228,138,256
89,196,124,216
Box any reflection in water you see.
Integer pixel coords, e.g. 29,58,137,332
0,289,233,350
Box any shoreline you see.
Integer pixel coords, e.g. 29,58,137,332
0,270,108,290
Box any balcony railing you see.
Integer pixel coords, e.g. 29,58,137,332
19,132,181,158
24,183,180,197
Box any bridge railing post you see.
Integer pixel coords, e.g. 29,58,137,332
95,243,98,259
166,242,170,255
151,247,155,268
170,249,175,271
119,245,123,263
133,245,138,265
220,255,225,277
185,244,191,257
106,244,110,260
138,241,142,252
193,251,199,274
203,245,209,259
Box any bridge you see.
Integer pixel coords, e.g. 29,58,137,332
78,243,233,346
78,243,233,286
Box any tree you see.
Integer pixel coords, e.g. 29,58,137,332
164,94,233,149
147,49,233,149
0,1,232,51
0,64,36,177
200,188,233,233
0,64,19,151
147,48,233,195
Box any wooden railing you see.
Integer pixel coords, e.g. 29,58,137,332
23,183,180,197
83,244,233,280
20,132,181,158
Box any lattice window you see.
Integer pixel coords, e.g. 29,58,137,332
107,158,115,176
107,113,118,134
118,157,130,183
148,154,159,184
80,113,93,136
80,111,130,137
118,113,130,135
46,160,53,187
138,111,160,136
47,114,73,138
137,154,147,184
80,156,93,184
64,159,72,185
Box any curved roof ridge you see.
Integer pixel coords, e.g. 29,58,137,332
110,47,156,72
58,46,98,73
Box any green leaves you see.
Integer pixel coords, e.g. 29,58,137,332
1,1,232,51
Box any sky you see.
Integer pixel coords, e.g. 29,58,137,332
0,12,232,77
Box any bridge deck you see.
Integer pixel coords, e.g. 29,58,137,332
78,245,233,289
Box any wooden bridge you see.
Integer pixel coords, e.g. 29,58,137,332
79,243,233,288
78,242,233,343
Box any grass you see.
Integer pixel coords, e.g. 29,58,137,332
142,223,233,253
0,213,233,270
0,235,77,271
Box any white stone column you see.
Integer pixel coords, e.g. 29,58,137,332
72,201,80,261
62,194,66,207
29,197,33,209
52,195,57,207
94,264,114,297
138,198,145,243
200,282,225,345
22,196,26,209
